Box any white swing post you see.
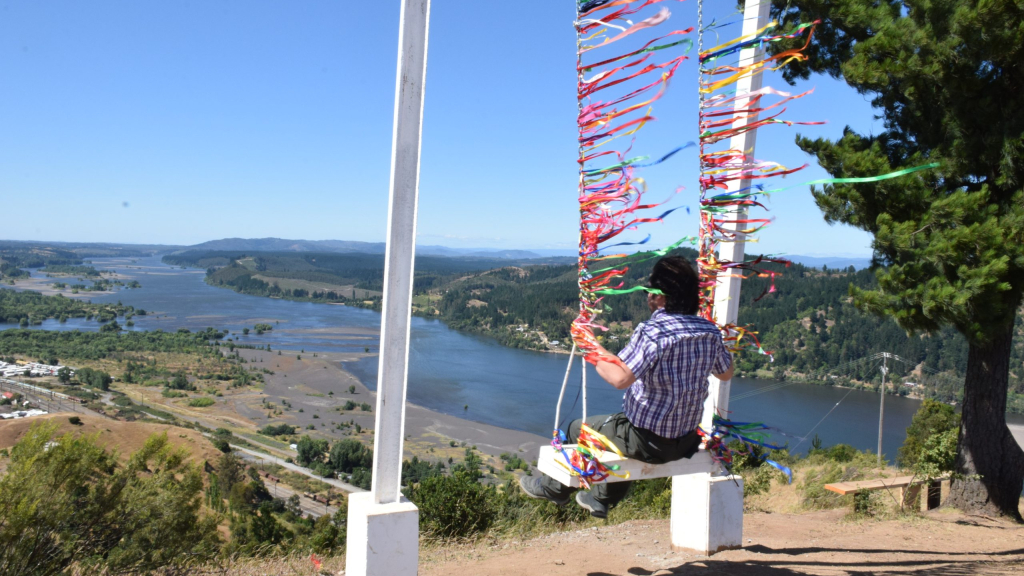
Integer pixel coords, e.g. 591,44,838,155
345,1,430,575
672,0,772,555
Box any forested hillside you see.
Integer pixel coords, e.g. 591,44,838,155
0,244,83,281
166,249,1024,413
162,250,574,298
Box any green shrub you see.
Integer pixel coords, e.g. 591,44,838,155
259,424,296,436
490,478,587,536
914,427,959,479
410,471,495,539
898,399,960,470
611,477,672,519
0,423,220,573
162,389,187,398
799,447,879,510
188,398,215,408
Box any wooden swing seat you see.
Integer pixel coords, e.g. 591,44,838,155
536,444,719,488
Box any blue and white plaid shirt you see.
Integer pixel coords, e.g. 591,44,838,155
618,308,732,438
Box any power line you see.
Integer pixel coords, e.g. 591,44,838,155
792,386,858,451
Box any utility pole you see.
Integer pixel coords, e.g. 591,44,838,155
878,353,889,466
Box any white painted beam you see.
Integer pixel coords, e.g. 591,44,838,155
348,1,430,575
701,0,772,435
369,0,431,506
684,0,771,557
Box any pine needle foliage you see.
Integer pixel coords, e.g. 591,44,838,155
767,0,1024,519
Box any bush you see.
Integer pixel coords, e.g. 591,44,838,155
330,439,373,474
799,447,879,511
409,471,495,539
824,444,858,463
914,427,958,479
168,372,193,391
67,416,82,426
296,435,329,467
349,467,372,490
259,424,296,436
75,367,112,391
188,398,215,407
162,389,187,398
611,477,672,518
0,423,220,574
898,399,960,470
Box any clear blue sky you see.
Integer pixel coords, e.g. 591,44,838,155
0,1,881,256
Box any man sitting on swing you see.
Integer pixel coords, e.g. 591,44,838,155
520,256,733,518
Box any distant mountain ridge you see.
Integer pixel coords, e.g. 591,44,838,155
177,237,548,259
3,237,871,268
785,255,872,270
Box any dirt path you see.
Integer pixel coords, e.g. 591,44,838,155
419,509,1024,576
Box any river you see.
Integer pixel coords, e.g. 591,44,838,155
7,256,1023,462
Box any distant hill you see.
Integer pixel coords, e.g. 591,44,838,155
180,237,387,254
786,255,872,270
178,237,548,259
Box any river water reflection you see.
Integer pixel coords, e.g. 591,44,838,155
6,256,1022,462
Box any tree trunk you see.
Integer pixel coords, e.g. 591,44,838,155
947,321,1024,521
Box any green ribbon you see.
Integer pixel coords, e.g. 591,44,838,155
763,162,940,194
588,236,697,274
594,285,664,296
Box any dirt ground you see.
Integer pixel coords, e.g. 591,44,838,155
217,508,1024,576
417,509,1024,576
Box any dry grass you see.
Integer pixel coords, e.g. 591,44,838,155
219,551,346,576
0,412,221,465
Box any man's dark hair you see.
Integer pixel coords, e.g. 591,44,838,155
648,256,700,315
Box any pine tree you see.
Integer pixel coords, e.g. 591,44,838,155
768,0,1024,519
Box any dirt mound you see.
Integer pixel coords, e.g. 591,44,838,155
0,413,221,465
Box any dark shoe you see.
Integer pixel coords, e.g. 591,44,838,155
575,490,609,519
519,475,570,506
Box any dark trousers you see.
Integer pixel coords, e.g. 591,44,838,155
539,413,700,506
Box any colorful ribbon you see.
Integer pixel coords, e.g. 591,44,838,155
572,0,692,364
551,424,631,489
698,415,793,483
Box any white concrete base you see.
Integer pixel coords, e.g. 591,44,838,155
345,492,419,576
670,473,743,555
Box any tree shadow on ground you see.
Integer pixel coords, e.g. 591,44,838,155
586,545,1024,576
741,545,1024,557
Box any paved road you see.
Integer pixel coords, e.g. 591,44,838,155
230,443,365,493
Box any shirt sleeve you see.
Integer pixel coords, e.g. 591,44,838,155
618,324,659,382
712,334,732,375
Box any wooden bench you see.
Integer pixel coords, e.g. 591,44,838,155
536,445,717,488
825,476,947,512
